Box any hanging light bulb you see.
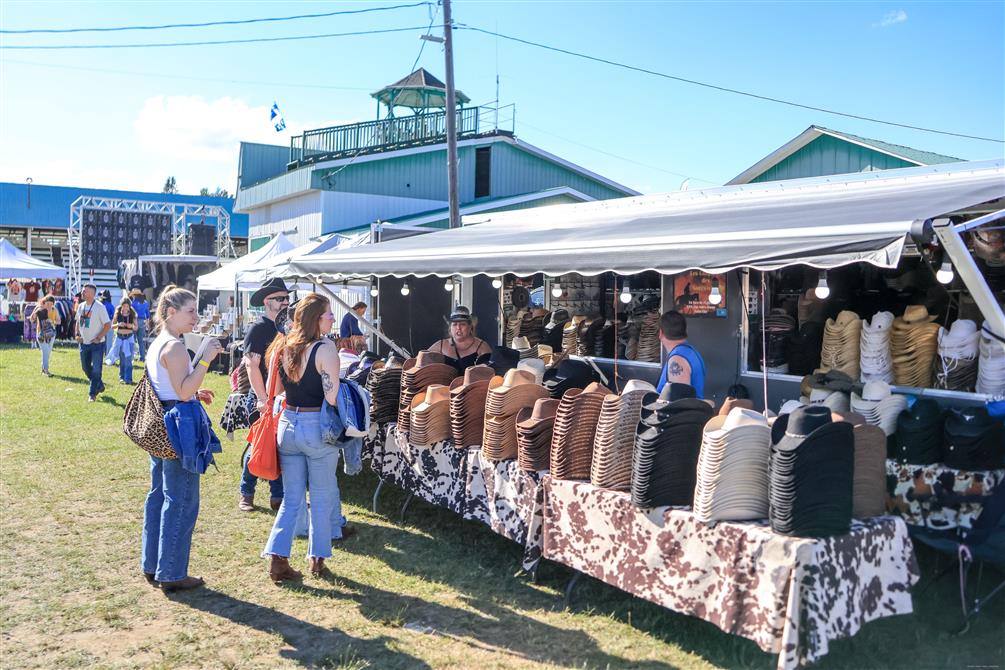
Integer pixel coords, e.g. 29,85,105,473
708,279,722,306
619,282,632,304
936,259,954,284
551,282,563,299
400,282,410,296
370,285,379,297
491,277,503,289
443,276,454,291
814,271,830,300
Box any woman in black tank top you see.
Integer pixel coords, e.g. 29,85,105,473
428,305,492,373
263,294,345,582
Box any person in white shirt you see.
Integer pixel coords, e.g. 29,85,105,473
75,283,111,401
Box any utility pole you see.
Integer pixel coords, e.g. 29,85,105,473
443,0,460,229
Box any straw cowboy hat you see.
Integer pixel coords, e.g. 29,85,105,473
448,364,495,448
516,397,560,472
821,311,862,379
550,383,608,481
693,407,772,523
590,379,655,491
849,380,908,436
408,385,452,447
890,305,940,388
860,311,894,383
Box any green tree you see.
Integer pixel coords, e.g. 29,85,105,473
163,176,178,194
200,186,230,198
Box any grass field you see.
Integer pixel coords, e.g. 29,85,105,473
1,343,1002,669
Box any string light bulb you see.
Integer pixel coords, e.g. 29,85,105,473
551,282,563,299
443,277,454,291
400,282,410,296
370,285,379,297
936,259,954,284
708,280,722,306
814,272,830,300
619,282,632,304
491,277,503,289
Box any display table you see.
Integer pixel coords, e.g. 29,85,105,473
886,460,1005,531
537,477,919,670
464,451,544,546
390,430,468,515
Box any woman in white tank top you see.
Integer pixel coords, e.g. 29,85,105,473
140,285,222,593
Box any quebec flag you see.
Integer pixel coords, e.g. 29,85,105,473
270,101,286,133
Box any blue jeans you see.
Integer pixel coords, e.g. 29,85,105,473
240,447,284,499
105,332,117,360
294,447,347,539
79,342,104,397
135,319,147,360
263,410,338,560
39,338,54,372
141,455,201,582
118,335,135,383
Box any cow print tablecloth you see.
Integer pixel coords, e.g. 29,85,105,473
538,477,918,670
463,452,544,546
885,460,1005,531
391,430,468,515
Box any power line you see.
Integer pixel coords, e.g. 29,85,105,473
459,24,1005,144
0,25,431,50
0,2,431,34
516,118,719,185
0,58,372,90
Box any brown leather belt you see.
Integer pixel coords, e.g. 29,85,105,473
285,405,321,412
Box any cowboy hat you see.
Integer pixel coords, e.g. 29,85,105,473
250,278,290,307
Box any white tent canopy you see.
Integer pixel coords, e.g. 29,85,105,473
247,231,371,284
287,160,1004,280
197,233,297,292
0,238,66,280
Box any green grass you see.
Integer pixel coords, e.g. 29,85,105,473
1,344,1002,669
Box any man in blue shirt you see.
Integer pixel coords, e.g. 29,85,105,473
656,310,707,398
130,288,150,361
339,302,367,338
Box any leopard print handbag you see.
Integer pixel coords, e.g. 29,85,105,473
123,373,177,460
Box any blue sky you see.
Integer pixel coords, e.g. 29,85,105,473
1,1,1002,196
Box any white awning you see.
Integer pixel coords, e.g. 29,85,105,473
0,238,66,280
287,160,1005,280
197,233,296,292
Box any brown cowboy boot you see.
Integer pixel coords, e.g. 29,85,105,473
268,555,302,584
309,557,328,577
238,495,255,512
160,576,205,593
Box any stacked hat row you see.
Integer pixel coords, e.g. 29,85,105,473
482,369,549,460
397,352,458,434
890,398,1004,469
366,361,403,425
977,321,1005,396
763,310,797,374
623,309,661,363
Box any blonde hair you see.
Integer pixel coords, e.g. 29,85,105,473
153,284,196,333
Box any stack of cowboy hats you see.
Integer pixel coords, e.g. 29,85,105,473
449,364,495,448
693,406,771,523
576,317,598,356
562,316,586,354
933,319,980,392
543,358,600,399
769,405,854,538
504,309,525,347
482,369,549,460
787,321,824,376
849,380,907,436
763,310,797,373
366,363,403,425
518,308,549,346
890,398,944,464
977,321,1005,396
800,387,851,413
591,320,616,358
943,406,1005,471
890,305,940,388
409,385,452,447
630,383,715,508
832,412,888,519
821,311,862,380
590,380,656,491
543,309,570,351
550,382,609,480
859,311,895,383
800,368,860,397
398,352,458,434
486,345,520,375
517,358,546,384
516,398,560,471
633,310,662,363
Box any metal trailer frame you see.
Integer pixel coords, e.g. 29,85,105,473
68,196,236,293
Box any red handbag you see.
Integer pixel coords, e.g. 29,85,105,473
247,351,283,480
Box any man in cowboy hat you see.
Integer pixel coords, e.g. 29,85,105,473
129,287,150,361
657,310,707,399
238,277,289,513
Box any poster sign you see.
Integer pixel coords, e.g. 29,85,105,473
672,271,727,317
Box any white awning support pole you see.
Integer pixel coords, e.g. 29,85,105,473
932,217,1005,340
311,278,411,359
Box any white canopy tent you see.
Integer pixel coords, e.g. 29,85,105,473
0,238,66,280
244,231,371,285
197,233,297,292
287,160,1004,280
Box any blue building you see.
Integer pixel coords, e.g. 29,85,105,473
235,69,638,248
0,182,249,292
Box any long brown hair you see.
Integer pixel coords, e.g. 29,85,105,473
267,293,330,382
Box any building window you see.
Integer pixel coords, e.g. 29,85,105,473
475,147,492,198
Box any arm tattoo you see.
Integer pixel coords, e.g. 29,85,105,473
321,371,335,394
669,360,684,376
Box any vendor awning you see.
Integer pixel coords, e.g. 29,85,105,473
286,160,1004,279
0,238,66,280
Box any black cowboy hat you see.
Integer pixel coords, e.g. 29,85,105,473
250,278,290,307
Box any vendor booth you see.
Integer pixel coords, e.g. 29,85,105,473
277,160,1005,670
0,237,69,343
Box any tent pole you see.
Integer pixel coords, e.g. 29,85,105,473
311,278,411,359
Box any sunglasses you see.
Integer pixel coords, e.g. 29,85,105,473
266,295,290,303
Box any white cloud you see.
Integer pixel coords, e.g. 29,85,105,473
873,10,908,28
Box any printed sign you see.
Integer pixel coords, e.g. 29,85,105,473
672,271,727,317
